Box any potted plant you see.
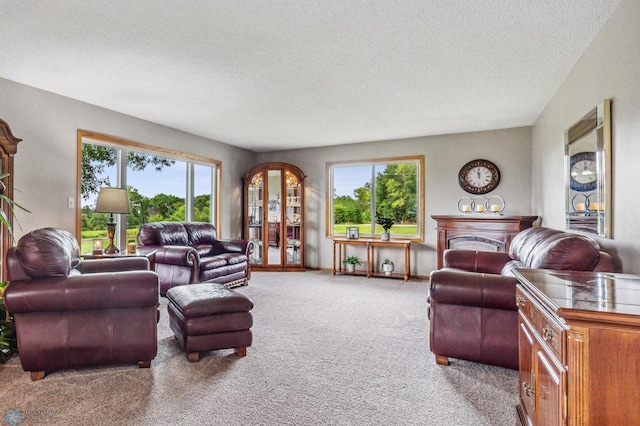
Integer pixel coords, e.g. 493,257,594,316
381,258,394,276
376,216,394,241
0,172,29,364
342,255,362,273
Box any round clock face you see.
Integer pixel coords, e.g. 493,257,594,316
458,159,501,194
569,152,597,192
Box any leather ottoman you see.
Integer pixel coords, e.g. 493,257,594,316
166,283,254,362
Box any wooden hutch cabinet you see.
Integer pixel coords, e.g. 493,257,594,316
0,119,22,281
514,268,640,425
244,162,305,271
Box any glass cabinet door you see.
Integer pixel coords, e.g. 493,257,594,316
284,171,302,266
267,169,282,265
247,172,264,265
244,163,305,271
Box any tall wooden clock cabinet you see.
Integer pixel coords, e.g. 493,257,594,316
243,162,305,271
0,119,22,281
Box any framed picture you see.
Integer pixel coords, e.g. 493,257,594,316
347,227,359,240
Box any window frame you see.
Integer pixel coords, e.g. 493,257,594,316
326,155,424,242
76,130,222,243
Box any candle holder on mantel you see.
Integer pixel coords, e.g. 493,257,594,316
457,196,505,214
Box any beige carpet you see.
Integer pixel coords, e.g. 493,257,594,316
0,271,518,425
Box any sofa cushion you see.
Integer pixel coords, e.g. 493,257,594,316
200,255,229,270
166,283,253,317
16,228,80,278
138,222,188,246
192,243,213,257
528,233,600,270
201,263,248,281
184,222,217,245
508,227,600,271
219,253,248,265
509,227,563,265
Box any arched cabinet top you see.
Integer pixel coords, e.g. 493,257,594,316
0,118,22,156
243,162,306,182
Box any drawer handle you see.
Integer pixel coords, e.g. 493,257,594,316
516,295,525,307
530,307,535,320
543,326,553,342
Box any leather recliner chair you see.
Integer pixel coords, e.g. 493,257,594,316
428,227,621,370
4,228,160,380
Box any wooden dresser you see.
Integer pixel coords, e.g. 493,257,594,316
431,215,538,269
513,268,640,425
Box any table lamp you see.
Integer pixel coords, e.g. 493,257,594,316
94,187,130,254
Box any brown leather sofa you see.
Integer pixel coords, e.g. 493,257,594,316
428,227,621,370
136,222,253,294
4,228,159,380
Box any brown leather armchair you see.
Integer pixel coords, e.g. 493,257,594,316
428,227,621,370
4,228,159,380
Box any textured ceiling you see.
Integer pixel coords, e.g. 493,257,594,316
0,1,622,152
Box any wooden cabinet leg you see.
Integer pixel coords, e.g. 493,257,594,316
435,355,449,366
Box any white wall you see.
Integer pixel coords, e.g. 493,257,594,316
0,76,533,278
0,77,255,241
532,0,640,273
258,126,533,277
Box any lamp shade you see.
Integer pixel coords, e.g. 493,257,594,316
94,187,130,214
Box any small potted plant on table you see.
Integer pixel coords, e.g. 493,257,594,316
381,258,394,276
376,216,395,241
342,255,362,273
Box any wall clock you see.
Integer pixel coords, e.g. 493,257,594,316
458,159,501,194
569,151,597,192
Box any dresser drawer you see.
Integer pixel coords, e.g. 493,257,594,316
516,287,566,362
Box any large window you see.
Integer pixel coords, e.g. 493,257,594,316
77,131,220,253
327,156,424,240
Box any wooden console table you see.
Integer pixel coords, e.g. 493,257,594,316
332,238,411,281
514,268,640,425
432,215,538,269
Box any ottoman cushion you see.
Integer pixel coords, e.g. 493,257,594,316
166,283,253,317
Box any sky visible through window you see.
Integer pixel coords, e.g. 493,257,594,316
333,166,371,197
83,151,212,207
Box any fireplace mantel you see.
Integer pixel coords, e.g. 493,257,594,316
431,215,539,270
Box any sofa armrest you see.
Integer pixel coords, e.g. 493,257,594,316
139,245,199,267
211,239,254,257
78,257,150,273
443,249,512,274
429,269,519,311
5,271,159,314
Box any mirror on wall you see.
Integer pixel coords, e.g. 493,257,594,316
565,99,611,237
